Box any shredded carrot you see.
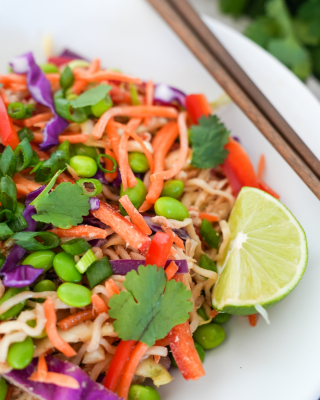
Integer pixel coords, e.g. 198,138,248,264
248,314,258,327
23,112,53,128
154,355,160,364
119,195,152,235
73,69,142,85
105,279,120,298
198,211,219,222
165,261,179,281
210,309,219,319
151,112,188,182
43,298,76,357
56,172,75,184
16,184,30,198
30,143,50,160
57,309,97,331
92,106,178,139
139,200,153,213
9,83,27,92
106,119,121,161
258,179,280,199
257,154,265,179
166,228,184,249
104,145,118,182
58,133,89,143
37,355,48,377
13,174,42,192
48,225,107,239
144,80,154,126
155,337,169,347
29,371,80,389
0,74,26,84
91,293,109,314
117,342,149,400
72,58,101,95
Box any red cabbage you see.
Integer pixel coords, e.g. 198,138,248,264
82,215,108,230
59,49,87,60
143,216,189,241
93,168,109,185
10,52,69,150
111,168,122,188
88,239,107,248
153,84,186,108
2,265,43,288
110,259,188,275
89,197,100,211
4,355,120,400
25,185,46,206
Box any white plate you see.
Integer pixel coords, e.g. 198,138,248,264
1,1,320,399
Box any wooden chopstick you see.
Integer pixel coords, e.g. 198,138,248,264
147,0,320,200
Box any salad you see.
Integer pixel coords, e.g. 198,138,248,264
0,50,308,400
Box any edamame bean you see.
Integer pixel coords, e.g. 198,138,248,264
194,342,205,362
53,252,82,283
128,384,160,400
0,377,8,400
128,152,149,173
154,197,189,221
70,155,98,178
7,336,34,370
73,143,98,159
160,180,184,199
212,313,230,324
22,250,55,272
34,280,57,292
197,306,209,321
193,323,225,350
0,286,29,321
40,63,59,73
57,283,92,307
26,319,47,339
120,178,147,216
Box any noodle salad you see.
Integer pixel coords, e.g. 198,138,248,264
0,50,307,400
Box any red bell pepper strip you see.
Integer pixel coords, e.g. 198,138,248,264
0,94,19,149
92,200,151,252
185,94,211,125
145,231,173,267
104,340,137,392
258,179,280,199
222,139,259,196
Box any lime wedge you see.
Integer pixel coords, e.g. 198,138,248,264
212,187,308,315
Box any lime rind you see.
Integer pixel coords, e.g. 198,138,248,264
212,187,308,315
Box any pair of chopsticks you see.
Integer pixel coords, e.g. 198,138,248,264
147,0,320,200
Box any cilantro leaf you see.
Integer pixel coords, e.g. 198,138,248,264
245,17,282,49
70,84,112,109
296,0,320,44
190,115,230,169
31,171,90,229
108,265,192,347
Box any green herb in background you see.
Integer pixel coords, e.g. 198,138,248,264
219,0,320,81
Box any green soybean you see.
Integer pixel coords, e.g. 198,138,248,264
197,306,209,321
154,197,189,221
26,319,47,339
33,280,57,304
53,252,82,283
7,336,34,370
193,323,225,350
128,384,160,400
194,342,205,362
128,152,149,173
160,180,184,199
70,155,98,177
73,143,98,159
40,63,59,73
22,250,55,272
57,283,92,307
212,313,230,324
0,377,8,400
120,178,147,216
0,287,29,321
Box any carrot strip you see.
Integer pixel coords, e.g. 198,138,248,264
38,355,48,374
155,337,169,347
9,84,27,92
30,143,50,160
74,69,141,85
139,200,153,213
144,122,179,204
198,212,219,222
0,74,26,84
72,58,101,95
29,371,80,389
16,184,30,198
165,261,179,281
48,226,107,239
104,145,118,182
144,80,154,126
257,154,265,179
118,129,130,191
31,132,43,144
248,314,258,327
166,229,184,249
105,279,120,298
106,119,121,161
210,310,219,319
91,293,109,314
154,355,160,364
258,179,280,199
119,195,152,235
56,172,75,184
58,133,89,144
23,112,53,128
57,309,97,331
92,201,151,251
92,106,178,139
117,342,149,400
13,174,42,192
43,298,76,357
151,112,188,182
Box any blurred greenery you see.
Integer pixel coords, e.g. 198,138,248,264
219,0,320,81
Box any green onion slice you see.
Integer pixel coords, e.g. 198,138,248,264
86,257,113,289
12,231,61,251
0,146,16,178
32,149,69,183
76,178,103,197
96,154,117,174
17,127,34,143
61,238,92,256
129,83,141,106
7,214,28,233
60,66,74,90
7,102,26,120
200,218,220,249
0,176,17,213
14,138,33,172
76,249,97,273
0,222,14,241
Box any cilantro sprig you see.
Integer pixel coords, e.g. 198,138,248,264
190,115,230,169
108,265,192,347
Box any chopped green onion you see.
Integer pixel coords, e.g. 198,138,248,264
86,257,113,289
61,238,92,256
60,66,74,90
28,151,40,168
200,219,220,249
0,222,14,241
76,178,103,197
0,255,5,269
129,83,141,105
24,104,36,118
0,146,16,178
57,140,71,159
17,127,34,142
96,154,117,174
40,63,59,73
14,138,33,172
7,214,28,232
68,60,90,70
91,95,113,117
0,207,13,223
12,231,61,251
32,149,69,183
76,249,97,273
7,102,26,119
0,176,17,213
199,253,217,273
